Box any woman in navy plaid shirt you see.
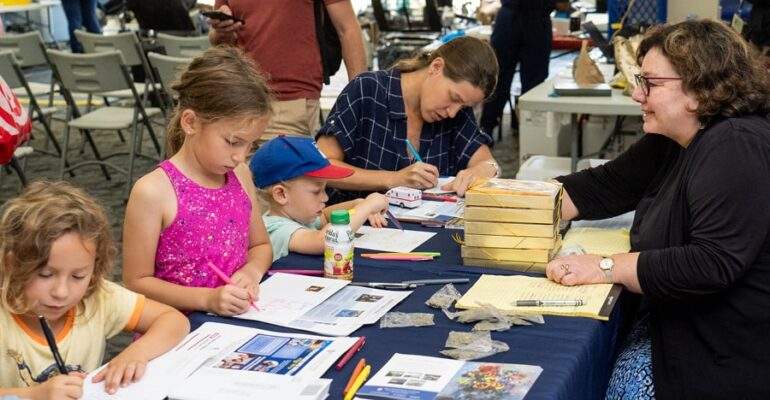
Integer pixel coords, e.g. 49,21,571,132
316,37,502,204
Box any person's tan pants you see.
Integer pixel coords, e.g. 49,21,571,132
264,98,321,137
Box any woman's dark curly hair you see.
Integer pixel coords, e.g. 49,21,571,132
637,19,770,124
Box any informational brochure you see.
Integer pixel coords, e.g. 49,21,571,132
83,322,354,400
291,285,412,336
354,226,436,253
237,273,349,326
169,323,356,400
234,273,410,336
357,353,542,400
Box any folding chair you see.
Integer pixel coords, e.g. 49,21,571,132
73,30,163,113
1,146,33,188
46,49,163,196
147,52,190,112
0,31,57,104
0,51,65,161
156,33,210,57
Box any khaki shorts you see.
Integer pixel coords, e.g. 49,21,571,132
264,98,321,137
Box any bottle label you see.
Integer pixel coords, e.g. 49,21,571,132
324,226,354,280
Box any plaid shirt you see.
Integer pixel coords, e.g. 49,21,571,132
317,69,493,203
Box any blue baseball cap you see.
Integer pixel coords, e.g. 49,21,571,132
250,136,354,188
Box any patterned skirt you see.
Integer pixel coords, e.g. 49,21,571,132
605,315,655,400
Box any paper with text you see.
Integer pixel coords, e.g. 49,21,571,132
354,226,436,253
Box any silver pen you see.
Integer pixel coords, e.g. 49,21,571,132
514,299,584,307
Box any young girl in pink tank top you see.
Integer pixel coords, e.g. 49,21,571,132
122,47,273,316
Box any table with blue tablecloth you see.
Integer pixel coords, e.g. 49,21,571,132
188,224,629,400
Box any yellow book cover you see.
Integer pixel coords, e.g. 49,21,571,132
463,234,560,250
464,221,557,238
456,275,622,321
462,258,547,274
465,206,559,224
460,245,559,263
465,179,563,210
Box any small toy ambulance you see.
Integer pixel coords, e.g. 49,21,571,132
386,186,422,208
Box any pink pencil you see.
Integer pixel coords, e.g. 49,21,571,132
206,261,259,311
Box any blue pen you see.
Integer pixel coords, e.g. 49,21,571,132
405,140,423,163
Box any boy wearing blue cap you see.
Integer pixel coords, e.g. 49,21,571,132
250,136,390,261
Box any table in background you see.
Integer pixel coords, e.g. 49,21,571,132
189,225,629,400
0,0,61,44
518,76,642,171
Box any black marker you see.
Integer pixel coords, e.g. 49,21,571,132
38,315,68,374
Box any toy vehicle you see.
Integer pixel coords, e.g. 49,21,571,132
386,186,422,208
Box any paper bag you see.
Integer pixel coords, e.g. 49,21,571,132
572,40,605,85
613,34,643,95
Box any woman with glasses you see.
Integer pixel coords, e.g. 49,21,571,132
545,20,770,399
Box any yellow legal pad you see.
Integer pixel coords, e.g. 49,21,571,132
456,275,622,321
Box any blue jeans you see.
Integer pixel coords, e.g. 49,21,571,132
61,0,101,53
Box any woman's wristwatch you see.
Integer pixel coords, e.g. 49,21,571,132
599,257,615,283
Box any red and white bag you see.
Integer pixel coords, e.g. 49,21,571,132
0,74,31,165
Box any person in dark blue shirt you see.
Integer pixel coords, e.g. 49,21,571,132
479,0,570,134
316,37,501,204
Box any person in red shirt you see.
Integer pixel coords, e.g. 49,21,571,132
0,74,31,168
208,0,366,137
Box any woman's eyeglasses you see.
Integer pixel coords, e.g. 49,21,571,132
634,74,682,96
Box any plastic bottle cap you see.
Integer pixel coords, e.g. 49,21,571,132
330,209,350,224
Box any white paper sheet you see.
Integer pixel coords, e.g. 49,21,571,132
236,273,349,326
290,285,411,336
424,177,456,195
354,226,436,253
388,200,464,223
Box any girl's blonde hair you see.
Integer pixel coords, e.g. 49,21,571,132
392,36,499,99
165,45,273,156
0,181,116,314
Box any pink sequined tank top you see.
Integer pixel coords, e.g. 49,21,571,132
154,160,252,288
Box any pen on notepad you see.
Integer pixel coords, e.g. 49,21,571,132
38,315,68,374
405,139,423,163
514,300,584,307
206,261,259,311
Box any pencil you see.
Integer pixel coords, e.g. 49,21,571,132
38,315,68,374
206,261,259,311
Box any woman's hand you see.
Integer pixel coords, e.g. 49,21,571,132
92,349,148,395
444,160,498,196
205,284,251,316
394,162,439,189
29,372,85,400
545,254,606,286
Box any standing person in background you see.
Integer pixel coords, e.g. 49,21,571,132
61,0,101,53
208,0,367,136
745,0,770,58
480,0,570,135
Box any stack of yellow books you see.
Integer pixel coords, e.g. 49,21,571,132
461,179,563,273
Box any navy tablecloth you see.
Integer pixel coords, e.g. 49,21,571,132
188,225,627,400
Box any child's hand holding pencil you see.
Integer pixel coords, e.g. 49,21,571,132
206,262,259,316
